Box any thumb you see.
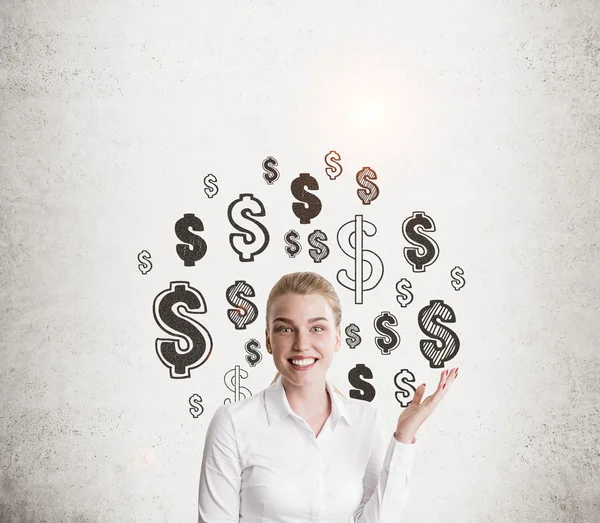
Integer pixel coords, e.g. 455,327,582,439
410,383,426,406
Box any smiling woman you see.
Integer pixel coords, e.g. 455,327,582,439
197,271,424,523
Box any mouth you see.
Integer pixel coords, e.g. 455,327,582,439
287,358,318,370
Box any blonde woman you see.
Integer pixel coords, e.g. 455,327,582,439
198,271,458,523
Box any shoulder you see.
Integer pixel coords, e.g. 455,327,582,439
209,386,270,432
337,392,379,425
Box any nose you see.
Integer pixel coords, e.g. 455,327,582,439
292,328,311,351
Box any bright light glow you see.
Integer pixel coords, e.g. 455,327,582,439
353,97,382,127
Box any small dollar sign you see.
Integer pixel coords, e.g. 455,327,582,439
324,150,342,180
262,156,280,184
395,278,414,308
345,324,361,349
450,266,466,291
373,311,401,355
307,229,330,263
189,394,204,417
336,214,385,304
418,300,460,368
227,193,270,262
402,211,439,272
175,213,208,267
224,365,252,404
348,363,376,402
138,250,152,274
291,173,322,225
226,280,259,330
203,174,219,198
393,370,417,408
284,229,302,258
356,167,380,205
245,338,262,367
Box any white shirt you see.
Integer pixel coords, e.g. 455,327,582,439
198,376,418,523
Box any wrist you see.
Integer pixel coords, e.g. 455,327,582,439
394,431,416,444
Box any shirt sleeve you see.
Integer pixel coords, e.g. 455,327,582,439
353,408,418,523
198,405,242,523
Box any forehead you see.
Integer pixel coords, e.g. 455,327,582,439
269,293,333,319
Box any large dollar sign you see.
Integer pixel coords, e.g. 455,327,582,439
373,311,401,354
138,250,152,274
402,211,439,272
175,213,208,267
228,193,270,262
336,214,385,304
203,174,218,198
291,172,322,224
224,365,252,404
153,281,213,378
226,280,259,330
348,363,376,402
284,229,302,258
356,167,380,205
418,300,460,368
395,278,414,308
307,229,330,263
345,323,361,349
324,150,342,180
262,156,280,184
244,338,262,367
394,369,417,407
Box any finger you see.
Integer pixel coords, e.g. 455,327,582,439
411,383,427,406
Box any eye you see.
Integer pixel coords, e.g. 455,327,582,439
277,326,291,332
312,326,324,332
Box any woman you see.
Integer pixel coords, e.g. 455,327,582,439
198,271,458,523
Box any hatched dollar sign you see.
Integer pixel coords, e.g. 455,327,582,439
418,299,460,368
402,211,439,272
284,229,302,258
356,167,380,205
226,280,259,330
307,229,329,263
175,213,208,267
374,311,401,354
348,363,376,402
228,193,270,262
345,323,361,349
394,370,417,408
245,338,262,367
291,172,322,224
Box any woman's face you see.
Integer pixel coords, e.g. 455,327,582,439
265,293,340,385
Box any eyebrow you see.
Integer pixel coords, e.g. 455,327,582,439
273,317,329,325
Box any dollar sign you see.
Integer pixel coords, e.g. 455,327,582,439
138,250,152,274
189,394,204,417
203,174,219,198
418,300,460,368
224,365,252,404
373,311,401,355
175,213,208,267
395,278,414,308
291,173,322,224
345,323,361,349
245,338,262,367
227,193,270,262
336,214,385,304
153,281,213,378
393,370,417,408
402,211,439,272
262,156,280,184
450,266,466,291
324,150,342,180
226,280,259,330
356,167,380,205
348,363,376,402
307,229,330,263
284,229,302,258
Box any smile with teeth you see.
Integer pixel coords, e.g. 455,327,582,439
288,358,317,368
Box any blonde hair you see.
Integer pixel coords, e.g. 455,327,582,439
266,271,346,399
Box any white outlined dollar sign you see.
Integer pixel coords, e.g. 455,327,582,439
336,214,384,304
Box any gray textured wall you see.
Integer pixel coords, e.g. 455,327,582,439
1,1,599,522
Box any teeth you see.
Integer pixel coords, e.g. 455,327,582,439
290,358,316,367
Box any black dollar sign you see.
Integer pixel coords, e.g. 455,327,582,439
307,229,329,263
373,311,401,354
291,173,322,224
284,229,302,258
418,299,460,368
356,167,380,205
245,338,262,367
228,193,270,262
153,281,213,378
345,323,361,349
175,213,208,267
348,363,376,402
402,211,439,272
394,369,417,408
226,280,259,330
262,156,280,184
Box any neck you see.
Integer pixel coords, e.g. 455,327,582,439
282,377,331,418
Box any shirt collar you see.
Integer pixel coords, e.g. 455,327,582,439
265,375,351,429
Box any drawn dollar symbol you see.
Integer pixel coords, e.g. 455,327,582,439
345,323,361,349
418,300,460,368
203,174,218,198
336,214,384,304
224,365,252,404
356,167,379,205
284,229,302,258
395,278,414,308
373,311,401,355
402,211,439,272
394,369,417,408
189,394,204,417
175,213,208,267
307,229,329,263
348,363,376,402
324,150,342,180
227,193,270,262
153,281,213,379
225,280,259,330
291,173,322,224
244,338,262,367
138,250,152,274
450,266,466,291
262,156,280,184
